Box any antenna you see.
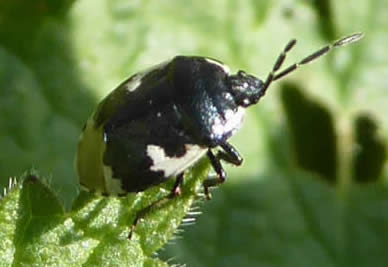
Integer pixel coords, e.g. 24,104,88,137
261,32,364,93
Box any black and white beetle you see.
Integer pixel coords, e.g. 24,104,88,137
76,33,363,199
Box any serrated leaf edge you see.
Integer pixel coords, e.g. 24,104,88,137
1,177,21,200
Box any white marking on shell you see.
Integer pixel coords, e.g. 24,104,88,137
103,165,126,195
124,74,142,92
212,107,246,137
146,144,207,178
204,58,230,74
242,99,250,106
124,60,170,92
222,92,234,101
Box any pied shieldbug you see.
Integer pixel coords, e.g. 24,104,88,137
76,33,363,200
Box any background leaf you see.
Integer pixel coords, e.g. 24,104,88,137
1,0,387,266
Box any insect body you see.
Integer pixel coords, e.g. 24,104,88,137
76,33,363,197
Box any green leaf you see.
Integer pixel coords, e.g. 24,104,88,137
0,161,209,265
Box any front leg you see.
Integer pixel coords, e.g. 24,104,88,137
218,142,243,166
203,149,225,199
203,142,244,199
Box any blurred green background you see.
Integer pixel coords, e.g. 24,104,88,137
1,0,387,266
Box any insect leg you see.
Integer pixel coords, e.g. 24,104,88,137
218,141,243,166
203,149,226,199
129,172,185,239
170,172,184,197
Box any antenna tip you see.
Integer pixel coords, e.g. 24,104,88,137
334,32,364,47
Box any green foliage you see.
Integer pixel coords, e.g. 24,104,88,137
1,0,388,266
0,160,208,266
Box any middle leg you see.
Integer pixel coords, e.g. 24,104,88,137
203,141,244,199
